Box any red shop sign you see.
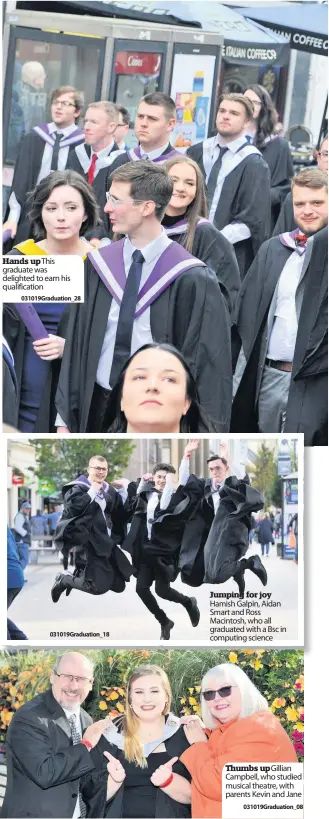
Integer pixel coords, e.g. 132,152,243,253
115,51,162,75
12,475,24,485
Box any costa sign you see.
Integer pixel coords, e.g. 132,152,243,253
115,51,162,75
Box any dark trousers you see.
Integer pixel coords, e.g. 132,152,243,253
7,588,27,640
136,562,191,626
87,383,112,432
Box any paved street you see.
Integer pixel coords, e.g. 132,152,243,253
8,539,300,644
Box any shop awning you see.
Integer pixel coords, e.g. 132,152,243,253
18,1,290,65
238,4,328,55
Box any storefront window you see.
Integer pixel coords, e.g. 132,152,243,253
5,36,102,164
221,61,281,105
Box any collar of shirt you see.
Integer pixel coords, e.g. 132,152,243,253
48,121,78,137
124,228,172,270
62,706,81,724
90,140,115,159
212,480,224,492
140,142,171,160
215,133,249,156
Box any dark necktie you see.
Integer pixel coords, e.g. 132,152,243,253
68,714,87,818
109,249,145,388
207,146,229,207
51,132,63,170
88,153,97,184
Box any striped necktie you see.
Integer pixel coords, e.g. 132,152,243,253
68,714,87,818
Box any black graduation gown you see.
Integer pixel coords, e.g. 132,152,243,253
66,141,119,238
3,343,18,426
231,228,328,444
55,252,232,433
3,128,84,248
82,727,191,819
272,192,296,236
55,480,132,594
177,477,213,587
186,142,271,277
3,246,71,432
162,217,240,318
203,477,264,584
260,138,294,230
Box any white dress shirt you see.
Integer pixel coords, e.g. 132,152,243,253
211,480,224,515
267,251,305,362
86,140,115,176
96,229,172,388
140,143,172,160
62,706,82,819
140,457,190,539
208,134,252,245
8,122,79,224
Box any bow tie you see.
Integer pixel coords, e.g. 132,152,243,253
295,233,308,247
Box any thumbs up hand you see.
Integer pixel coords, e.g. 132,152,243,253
150,756,178,787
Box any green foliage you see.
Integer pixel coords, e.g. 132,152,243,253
0,649,304,760
248,443,279,507
29,439,136,491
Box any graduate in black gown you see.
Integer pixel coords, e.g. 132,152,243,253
243,85,294,231
105,344,216,433
232,169,328,444
272,135,328,236
3,85,84,249
81,665,192,819
55,160,232,434
122,441,201,640
161,155,240,317
66,101,120,242
187,94,271,277
3,170,99,432
51,454,132,601
93,92,183,238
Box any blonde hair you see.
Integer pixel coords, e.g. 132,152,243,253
162,155,208,253
86,101,119,123
201,664,269,729
123,665,172,767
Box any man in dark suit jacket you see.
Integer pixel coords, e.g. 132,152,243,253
1,651,112,818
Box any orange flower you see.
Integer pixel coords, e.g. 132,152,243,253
141,651,150,658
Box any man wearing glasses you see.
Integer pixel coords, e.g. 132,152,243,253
55,160,232,433
2,651,112,818
51,455,132,601
3,85,85,247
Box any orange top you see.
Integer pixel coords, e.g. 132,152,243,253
180,710,298,818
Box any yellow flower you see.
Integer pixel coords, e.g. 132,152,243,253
290,695,295,703
99,701,108,711
109,691,119,701
270,705,277,712
9,686,17,696
251,660,263,671
189,697,197,705
243,650,255,655
117,688,125,697
285,706,299,722
180,697,186,704
195,686,201,693
271,698,286,709
229,652,238,664
188,688,194,694
294,722,304,732
117,702,124,713
193,705,200,713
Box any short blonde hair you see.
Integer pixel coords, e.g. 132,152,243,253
86,101,119,123
201,664,268,729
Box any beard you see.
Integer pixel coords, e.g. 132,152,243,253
295,215,328,236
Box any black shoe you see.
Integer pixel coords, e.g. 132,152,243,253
51,573,67,603
160,619,174,640
185,597,200,627
248,555,268,586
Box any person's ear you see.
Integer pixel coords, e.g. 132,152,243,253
182,397,192,416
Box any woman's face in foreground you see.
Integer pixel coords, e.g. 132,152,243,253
121,348,191,431
168,162,197,211
204,678,242,724
129,674,167,722
41,184,86,241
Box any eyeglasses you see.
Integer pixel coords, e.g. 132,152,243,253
318,151,328,158
105,193,148,207
55,672,92,684
54,101,76,109
202,685,237,701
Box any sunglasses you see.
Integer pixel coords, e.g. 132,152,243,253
202,685,236,701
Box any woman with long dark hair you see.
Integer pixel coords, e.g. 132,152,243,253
244,84,294,228
162,155,240,315
3,169,100,431
102,343,217,433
